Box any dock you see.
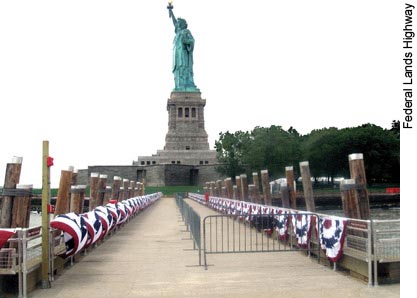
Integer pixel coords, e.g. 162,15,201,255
27,197,399,298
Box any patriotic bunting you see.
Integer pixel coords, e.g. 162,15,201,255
188,193,348,262
50,193,162,258
318,217,347,262
292,213,315,248
0,229,16,249
274,209,290,240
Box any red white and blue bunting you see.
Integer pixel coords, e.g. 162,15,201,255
0,229,16,249
50,193,162,258
188,193,348,262
318,217,347,262
291,212,314,248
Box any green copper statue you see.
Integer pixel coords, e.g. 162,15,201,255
167,2,199,92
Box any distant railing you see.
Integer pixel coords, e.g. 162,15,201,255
175,194,201,265
188,193,400,286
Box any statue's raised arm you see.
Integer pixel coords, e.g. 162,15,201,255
167,1,177,27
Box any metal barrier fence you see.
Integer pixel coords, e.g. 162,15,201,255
202,213,321,270
0,226,65,298
372,219,400,285
175,194,201,266
188,193,400,285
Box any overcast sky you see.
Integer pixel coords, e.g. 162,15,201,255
0,0,413,189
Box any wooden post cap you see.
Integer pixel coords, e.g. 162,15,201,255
16,184,33,190
261,170,268,174
349,153,364,161
285,166,293,171
114,176,122,180
91,173,99,178
99,174,108,179
12,156,23,164
340,179,356,191
71,185,87,192
299,161,309,167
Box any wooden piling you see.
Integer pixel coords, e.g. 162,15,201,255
235,176,242,200
89,173,100,211
205,182,211,196
348,153,370,220
71,168,78,186
41,140,51,289
111,176,122,201
232,185,238,200
248,184,255,203
122,179,130,200
240,174,248,201
280,182,290,208
209,181,215,197
0,157,22,228
340,179,360,219
129,181,135,198
95,174,107,206
261,170,271,206
224,178,233,199
252,172,261,204
54,169,73,216
103,186,112,205
10,184,33,228
139,182,145,196
70,185,86,214
216,180,223,197
285,166,297,209
141,178,146,195
299,161,315,212
135,182,141,197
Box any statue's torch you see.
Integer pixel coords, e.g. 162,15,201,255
167,0,174,13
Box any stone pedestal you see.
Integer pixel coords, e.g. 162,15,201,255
165,91,209,151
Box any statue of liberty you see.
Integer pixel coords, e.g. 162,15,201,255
167,2,199,92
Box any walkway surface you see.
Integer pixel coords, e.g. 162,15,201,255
28,197,400,298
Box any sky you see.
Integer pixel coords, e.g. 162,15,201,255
0,0,414,189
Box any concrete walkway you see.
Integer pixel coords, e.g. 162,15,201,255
28,197,400,298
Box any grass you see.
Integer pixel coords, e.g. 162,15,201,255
145,185,204,196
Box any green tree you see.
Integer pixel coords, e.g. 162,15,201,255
242,126,301,178
340,124,400,184
214,131,249,179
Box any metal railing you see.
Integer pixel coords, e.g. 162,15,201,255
0,226,61,298
175,194,202,265
1,193,163,297
188,193,400,285
202,213,321,270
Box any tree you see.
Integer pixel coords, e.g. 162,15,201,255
214,131,249,179
242,126,301,178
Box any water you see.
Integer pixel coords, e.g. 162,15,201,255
315,206,400,220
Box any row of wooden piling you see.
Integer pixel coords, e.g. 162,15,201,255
203,153,370,220
0,157,30,229
0,157,146,230
54,169,146,216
